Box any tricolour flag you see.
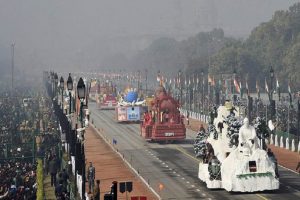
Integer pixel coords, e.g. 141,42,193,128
233,78,240,93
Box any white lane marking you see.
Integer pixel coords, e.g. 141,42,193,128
196,189,200,192
191,185,195,188
177,174,181,177
182,177,185,180
202,193,206,196
186,181,190,184
173,171,176,174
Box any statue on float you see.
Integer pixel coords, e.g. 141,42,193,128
238,118,259,156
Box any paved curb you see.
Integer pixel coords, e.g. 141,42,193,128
89,123,161,200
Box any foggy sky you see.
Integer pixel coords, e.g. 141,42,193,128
0,0,299,78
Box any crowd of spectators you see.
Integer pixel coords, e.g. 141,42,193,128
0,161,36,200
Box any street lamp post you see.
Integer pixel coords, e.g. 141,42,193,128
201,70,204,115
67,73,73,114
77,77,86,200
137,70,140,93
54,73,58,100
145,69,148,96
60,76,64,110
270,66,274,101
178,70,182,106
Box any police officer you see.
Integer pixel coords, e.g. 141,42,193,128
87,162,95,194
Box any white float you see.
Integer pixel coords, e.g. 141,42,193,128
198,102,279,192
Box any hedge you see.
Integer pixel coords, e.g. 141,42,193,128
36,158,44,200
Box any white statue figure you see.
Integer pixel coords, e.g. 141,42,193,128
238,118,259,154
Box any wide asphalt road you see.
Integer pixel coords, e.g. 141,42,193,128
89,102,300,200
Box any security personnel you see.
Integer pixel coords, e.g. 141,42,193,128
87,162,95,194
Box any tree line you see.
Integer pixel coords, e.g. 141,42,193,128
130,2,300,92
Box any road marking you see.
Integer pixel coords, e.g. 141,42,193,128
256,194,268,200
202,193,206,196
182,177,185,180
173,171,176,174
186,181,190,184
175,146,200,163
191,185,195,188
196,189,200,192
278,164,299,174
177,174,181,177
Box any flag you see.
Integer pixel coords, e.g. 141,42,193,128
288,82,292,105
246,81,249,96
211,76,216,86
233,78,240,93
265,78,269,93
256,80,260,99
276,78,280,101
276,78,279,89
157,70,161,82
207,74,212,83
239,81,243,98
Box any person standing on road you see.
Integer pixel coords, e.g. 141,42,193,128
87,162,95,194
49,155,58,186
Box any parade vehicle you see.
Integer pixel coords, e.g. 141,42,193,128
97,94,118,109
140,86,186,142
96,81,118,110
115,89,147,122
195,101,279,192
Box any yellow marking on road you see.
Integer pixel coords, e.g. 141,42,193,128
175,146,200,163
175,146,269,200
255,194,268,200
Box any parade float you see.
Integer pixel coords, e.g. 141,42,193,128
95,81,118,109
195,101,279,192
115,88,147,122
140,85,186,142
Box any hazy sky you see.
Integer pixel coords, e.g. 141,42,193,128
0,0,299,76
